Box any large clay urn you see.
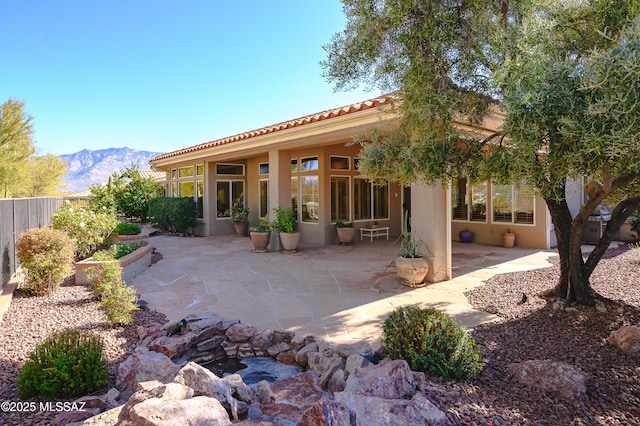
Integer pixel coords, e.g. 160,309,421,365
336,227,355,244
250,231,271,252
395,257,429,287
279,232,301,251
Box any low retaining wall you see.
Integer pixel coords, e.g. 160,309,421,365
75,245,152,285
109,233,150,245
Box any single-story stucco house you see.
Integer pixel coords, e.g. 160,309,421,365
149,94,578,282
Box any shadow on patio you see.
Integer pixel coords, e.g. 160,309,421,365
130,234,557,345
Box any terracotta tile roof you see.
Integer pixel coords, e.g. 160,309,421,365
151,94,396,162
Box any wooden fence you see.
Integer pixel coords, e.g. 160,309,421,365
0,198,63,290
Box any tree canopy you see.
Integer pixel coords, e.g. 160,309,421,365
323,0,640,304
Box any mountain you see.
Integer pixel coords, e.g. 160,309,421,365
60,147,165,193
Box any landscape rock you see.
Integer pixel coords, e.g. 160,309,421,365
118,385,167,422
343,359,416,400
185,313,239,343
137,322,165,340
507,359,587,400
148,332,197,359
344,353,370,375
327,369,347,394
319,356,345,389
335,341,372,358
197,335,227,352
298,397,356,426
116,350,180,399
238,342,256,358
259,372,329,424
253,381,275,404
276,349,298,366
609,325,640,354
227,323,258,343
272,330,294,344
129,396,231,425
334,392,450,426
295,341,319,367
251,330,274,357
221,340,239,358
51,408,102,426
267,342,291,357
224,373,255,403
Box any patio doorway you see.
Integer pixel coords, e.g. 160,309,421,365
403,186,411,231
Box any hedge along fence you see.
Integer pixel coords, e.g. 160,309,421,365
0,198,64,290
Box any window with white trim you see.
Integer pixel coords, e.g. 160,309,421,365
259,179,269,218
217,180,244,218
452,178,487,222
169,164,204,219
354,178,389,221
331,176,350,222
301,176,319,223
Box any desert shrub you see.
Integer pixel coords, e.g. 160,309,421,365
109,241,146,259
52,201,118,259
17,328,108,398
113,222,142,235
16,228,76,295
100,282,138,325
148,197,197,235
381,306,483,380
85,251,122,299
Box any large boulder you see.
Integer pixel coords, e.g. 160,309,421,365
343,359,416,400
185,312,240,343
129,396,231,426
226,323,258,343
506,359,587,401
148,332,197,359
335,341,372,359
609,325,640,354
116,350,180,399
298,397,356,426
334,392,450,426
258,372,329,424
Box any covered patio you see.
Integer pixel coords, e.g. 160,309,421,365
129,234,557,345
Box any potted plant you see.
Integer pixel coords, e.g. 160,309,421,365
503,228,515,248
229,195,249,237
395,212,431,287
249,220,271,252
335,221,355,244
272,207,300,251
459,227,473,243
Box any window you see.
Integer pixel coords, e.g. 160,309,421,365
291,177,298,218
330,156,350,171
170,164,204,219
353,158,360,171
259,163,269,175
301,176,319,223
259,180,268,218
291,159,298,172
452,178,487,222
331,176,350,222
492,182,512,222
354,178,389,221
216,163,244,175
217,180,244,218
301,156,318,171
514,183,534,224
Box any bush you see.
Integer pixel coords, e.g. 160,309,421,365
17,328,108,398
113,222,142,235
148,197,197,235
52,201,118,259
110,241,146,259
381,306,484,380
100,282,138,326
85,251,122,299
16,228,76,296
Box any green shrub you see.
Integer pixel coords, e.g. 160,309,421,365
16,228,76,296
113,222,142,235
109,241,146,259
100,282,138,325
148,197,197,235
17,328,108,398
85,251,122,299
381,306,483,380
52,201,118,259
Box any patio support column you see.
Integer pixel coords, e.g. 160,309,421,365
410,181,451,282
268,149,291,251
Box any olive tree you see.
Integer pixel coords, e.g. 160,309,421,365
323,0,640,305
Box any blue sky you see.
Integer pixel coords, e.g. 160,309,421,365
0,1,380,156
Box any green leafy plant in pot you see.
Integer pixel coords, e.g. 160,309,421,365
228,194,250,236
249,220,271,252
335,221,355,244
272,207,300,251
395,212,431,287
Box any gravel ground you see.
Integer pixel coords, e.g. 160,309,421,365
0,246,638,425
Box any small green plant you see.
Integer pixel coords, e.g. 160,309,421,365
271,207,296,234
109,240,146,259
113,222,142,235
382,306,484,380
17,328,108,398
396,211,427,259
52,201,118,259
228,194,249,224
335,221,354,228
85,251,121,298
250,219,271,232
100,282,138,325
16,228,76,296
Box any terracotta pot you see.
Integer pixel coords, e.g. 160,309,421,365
234,222,249,237
279,232,301,251
395,257,429,287
250,231,271,252
503,232,515,248
336,227,355,244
